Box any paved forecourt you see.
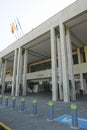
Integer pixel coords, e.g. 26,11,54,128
0,94,87,130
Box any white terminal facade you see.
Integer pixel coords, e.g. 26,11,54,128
0,0,87,102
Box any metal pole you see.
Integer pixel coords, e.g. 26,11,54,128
20,98,25,112
12,97,16,109
48,101,54,121
5,96,9,107
71,104,80,129
32,99,38,115
0,95,3,104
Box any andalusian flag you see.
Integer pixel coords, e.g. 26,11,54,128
11,22,15,33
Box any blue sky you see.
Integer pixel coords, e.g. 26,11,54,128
0,0,76,52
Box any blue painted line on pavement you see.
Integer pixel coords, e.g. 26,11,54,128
55,114,87,130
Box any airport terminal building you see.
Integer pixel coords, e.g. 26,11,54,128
0,0,87,102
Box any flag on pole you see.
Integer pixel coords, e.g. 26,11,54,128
10,18,24,40
11,22,15,33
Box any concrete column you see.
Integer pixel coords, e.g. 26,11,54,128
77,48,81,64
19,51,23,85
0,58,2,75
2,59,7,93
59,22,70,102
84,46,87,62
1,60,4,86
66,28,76,101
22,49,28,96
0,58,2,84
50,28,58,101
80,73,84,91
11,49,17,96
83,79,87,94
0,58,3,92
15,47,22,96
57,37,63,100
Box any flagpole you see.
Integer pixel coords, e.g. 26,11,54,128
14,19,20,39
16,17,24,36
14,19,22,38
14,33,18,40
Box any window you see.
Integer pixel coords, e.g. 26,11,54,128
30,61,51,72
73,54,78,64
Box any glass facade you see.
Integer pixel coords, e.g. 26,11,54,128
30,61,51,72
73,54,78,64
80,47,86,63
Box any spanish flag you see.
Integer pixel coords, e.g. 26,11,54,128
11,22,15,33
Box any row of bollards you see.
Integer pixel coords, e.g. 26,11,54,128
0,95,79,129
0,95,55,120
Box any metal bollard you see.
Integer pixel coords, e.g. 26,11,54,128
71,104,79,129
5,96,9,107
0,95,3,104
48,101,54,121
12,97,16,109
32,99,38,115
20,98,25,112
